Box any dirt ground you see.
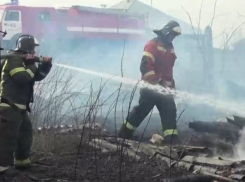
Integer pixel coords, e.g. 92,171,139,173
0,133,190,182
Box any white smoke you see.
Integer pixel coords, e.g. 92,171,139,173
234,128,245,160
55,63,245,118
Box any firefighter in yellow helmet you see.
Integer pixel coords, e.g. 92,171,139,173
0,35,52,177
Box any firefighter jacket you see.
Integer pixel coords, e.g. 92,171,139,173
0,51,52,111
140,37,176,88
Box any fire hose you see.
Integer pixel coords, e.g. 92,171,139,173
0,54,52,63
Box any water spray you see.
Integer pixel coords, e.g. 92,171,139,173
55,63,245,117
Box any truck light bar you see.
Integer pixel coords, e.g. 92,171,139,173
5,0,19,5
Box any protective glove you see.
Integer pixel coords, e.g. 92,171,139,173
163,79,175,89
162,79,176,97
142,73,160,84
39,56,52,64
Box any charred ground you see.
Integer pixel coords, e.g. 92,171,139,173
0,132,189,182
1,118,245,182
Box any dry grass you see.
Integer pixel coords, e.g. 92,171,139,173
30,64,130,153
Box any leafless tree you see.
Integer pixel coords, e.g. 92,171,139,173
182,0,245,86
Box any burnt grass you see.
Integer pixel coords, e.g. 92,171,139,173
0,133,189,182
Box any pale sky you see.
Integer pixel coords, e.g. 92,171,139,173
2,0,245,46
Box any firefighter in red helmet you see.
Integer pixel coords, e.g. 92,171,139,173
118,20,181,144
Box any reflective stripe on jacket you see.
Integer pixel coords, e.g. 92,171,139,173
140,37,177,86
0,51,52,109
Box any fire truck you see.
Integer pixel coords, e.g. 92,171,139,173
0,0,147,50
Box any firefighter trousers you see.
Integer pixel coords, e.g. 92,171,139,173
0,107,33,168
124,88,177,137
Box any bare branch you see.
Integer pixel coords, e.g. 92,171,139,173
197,0,205,35
210,0,218,28
182,6,206,62
120,40,125,77
238,12,245,17
219,18,245,77
114,39,126,142
208,14,227,27
219,20,245,50
181,6,197,35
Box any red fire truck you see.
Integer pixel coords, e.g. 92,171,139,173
0,2,147,50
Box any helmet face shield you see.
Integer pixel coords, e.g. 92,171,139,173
17,41,22,49
173,26,181,35
34,38,39,46
34,46,39,55
34,38,39,54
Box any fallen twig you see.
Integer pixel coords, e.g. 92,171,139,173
162,174,213,182
202,171,237,182
91,138,140,160
150,151,176,160
176,134,194,165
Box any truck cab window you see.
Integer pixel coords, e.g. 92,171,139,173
38,12,51,21
0,10,4,21
4,11,19,21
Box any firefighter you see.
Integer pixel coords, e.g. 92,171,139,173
118,20,181,143
0,35,52,177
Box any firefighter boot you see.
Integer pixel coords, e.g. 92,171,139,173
15,158,31,170
118,124,134,140
0,167,20,178
163,134,181,145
